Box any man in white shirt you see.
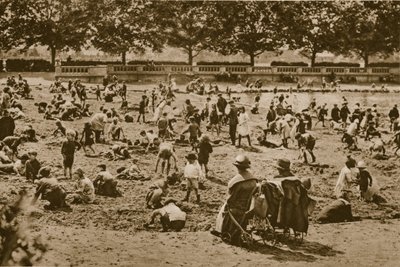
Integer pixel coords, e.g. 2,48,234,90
90,111,108,143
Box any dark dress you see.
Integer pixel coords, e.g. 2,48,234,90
61,140,78,168
82,128,94,146
221,176,258,246
198,142,213,165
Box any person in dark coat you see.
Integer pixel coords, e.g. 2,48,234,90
389,104,399,131
340,103,351,127
216,94,227,123
0,110,15,140
228,102,239,146
137,95,147,123
331,104,340,123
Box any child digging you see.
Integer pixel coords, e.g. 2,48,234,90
61,129,81,179
80,122,95,155
182,116,201,152
183,153,204,203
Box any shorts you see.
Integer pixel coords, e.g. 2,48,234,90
159,129,167,138
186,177,199,190
198,155,209,165
189,136,198,144
160,215,185,231
63,155,74,168
306,139,315,150
84,138,94,146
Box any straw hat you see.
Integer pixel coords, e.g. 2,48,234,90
233,155,251,168
357,160,367,169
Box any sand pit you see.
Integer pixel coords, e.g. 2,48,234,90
1,77,400,266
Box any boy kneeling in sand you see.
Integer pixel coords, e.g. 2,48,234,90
144,198,186,232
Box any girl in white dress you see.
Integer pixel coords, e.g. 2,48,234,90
237,107,251,147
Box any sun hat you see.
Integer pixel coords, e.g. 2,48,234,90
357,160,367,169
233,155,251,168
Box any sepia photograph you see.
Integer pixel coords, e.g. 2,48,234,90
0,0,399,266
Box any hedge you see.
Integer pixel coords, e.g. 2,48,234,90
369,62,399,68
62,60,121,66
4,59,54,72
314,62,360,67
197,61,251,66
270,61,308,66
128,60,187,65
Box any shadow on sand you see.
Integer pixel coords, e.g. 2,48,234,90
249,235,344,262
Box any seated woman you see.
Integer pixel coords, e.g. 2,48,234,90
213,155,258,246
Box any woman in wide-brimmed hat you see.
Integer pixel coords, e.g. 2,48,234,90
213,155,257,246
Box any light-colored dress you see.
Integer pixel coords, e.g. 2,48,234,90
237,112,250,136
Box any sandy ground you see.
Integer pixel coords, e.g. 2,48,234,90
1,78,400,266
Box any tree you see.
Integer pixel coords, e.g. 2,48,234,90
282,1,342,67
153,1,216,65
338,1,400,67
6,0,90,66
87,0,164,65
0,1,16,51
211,1,285,66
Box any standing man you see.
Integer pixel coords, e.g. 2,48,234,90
137,95,147,123
389,104,399,131
216,93,227,124
120,81,127,101
228,101,238,146
340,102,351,128
331,103,340,123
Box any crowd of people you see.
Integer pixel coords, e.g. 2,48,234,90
0,73,397,246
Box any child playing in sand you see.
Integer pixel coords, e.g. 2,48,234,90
61,129,81,179
393,130,400,156
182,116,201,152
53,120,66,136
108,118,125,141
80,122,96,155
183,153,204,203
44,105,56,120
25,150,41,182
140,130,158,152
356,161,373,201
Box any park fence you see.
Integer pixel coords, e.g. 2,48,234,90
55,64,399,84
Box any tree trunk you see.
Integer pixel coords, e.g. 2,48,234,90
50,46,56,66
121,51,127,65
363,51,369,67
249,53,255,66
188,47,193,66
310,51,317,67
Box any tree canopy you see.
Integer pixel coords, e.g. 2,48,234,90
0,0,399,66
